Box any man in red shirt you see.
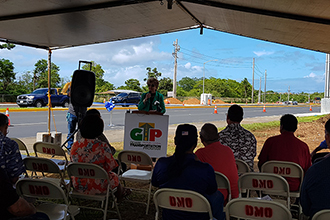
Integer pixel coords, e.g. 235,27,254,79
258,114,311,191
195,123,239,203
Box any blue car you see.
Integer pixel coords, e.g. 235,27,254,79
110,92,141,107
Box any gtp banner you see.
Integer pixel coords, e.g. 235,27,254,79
123,113,169,158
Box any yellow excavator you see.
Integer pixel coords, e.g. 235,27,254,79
56,81,71,95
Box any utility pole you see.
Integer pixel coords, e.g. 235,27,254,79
252,58,255,103
258,77,261,104
288,86,290,102
325,54,330,98
264,70,267,103
172,39,180,98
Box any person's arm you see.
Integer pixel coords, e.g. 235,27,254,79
138,93,149,111
8,197,36,217
300,172,312,217
6,141,25,183
158,93,166,114
311,140,327,158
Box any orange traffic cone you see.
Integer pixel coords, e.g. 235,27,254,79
213,105,218,114
5,108,10,126
263,105,266,113
310,104,312,111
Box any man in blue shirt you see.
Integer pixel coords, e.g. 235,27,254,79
0,113,25,184
152,124,225,220
300,119,330,218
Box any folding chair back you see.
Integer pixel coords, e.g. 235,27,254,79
235,159,250,175
238,172,290,208
33,142,68,171
261,160,304,181
67,162,121,220
67,162,110,180
153,188,213,220
225,198,292,220
23,157,68,189
312,209,330,220
117,150,153,167
10,137,30,158
16,178,73,220
215,171,232,202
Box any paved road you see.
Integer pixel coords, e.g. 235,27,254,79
6,105,321,139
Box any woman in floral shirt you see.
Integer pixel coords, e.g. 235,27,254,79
70,114,127,199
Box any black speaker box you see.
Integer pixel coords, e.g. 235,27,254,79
71,70,95,107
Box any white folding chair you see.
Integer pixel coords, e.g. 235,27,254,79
312,209,330,220
226,198,292,220
33,141,68,172
215,171,232,202
23,157,70,193
235,158,251,176
67,162,121,220
238,172,291,208
261,160,304,216
10,137,30,159
16,178,79,220
117,150,153,214
153,188,213,220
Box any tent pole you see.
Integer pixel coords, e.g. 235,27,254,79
48,49,52,134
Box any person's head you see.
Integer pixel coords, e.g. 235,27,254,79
200,123,220,146
280,114,298,133
227,104,243,124
0,113,9,136
147,77,159,93
174,124,198,155
325,119,330,147
85,108,101,117
80,115,104,139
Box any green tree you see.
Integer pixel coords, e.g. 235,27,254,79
0,59,15,92
82,62,114,93
178,77,200,91
0,43,15,50
33,59,60,89
16,71,34,93
158,77,173,96
144,67,162,81
123,79,142,92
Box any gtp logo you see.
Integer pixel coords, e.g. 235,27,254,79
130,122,162,141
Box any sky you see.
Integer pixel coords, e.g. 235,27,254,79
0,28,326,94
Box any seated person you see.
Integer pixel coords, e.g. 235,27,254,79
70,115,129,200
0,113,25,184
258,114,311,191
152,124,225,220
300,119,330,218
196,123,239,203
138,77,166,114
0,168,49,220
310,140,330,163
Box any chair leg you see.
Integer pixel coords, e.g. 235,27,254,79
146,183,152,215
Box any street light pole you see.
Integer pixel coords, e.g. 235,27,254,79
203,59,218,94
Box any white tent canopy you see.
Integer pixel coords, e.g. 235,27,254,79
1,0,330,54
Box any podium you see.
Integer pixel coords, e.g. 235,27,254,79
123,111,169,158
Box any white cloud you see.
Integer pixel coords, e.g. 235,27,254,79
253,50,274,57
184,62,191,69
304,72,316,78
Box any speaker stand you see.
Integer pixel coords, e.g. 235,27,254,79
108,111,115,127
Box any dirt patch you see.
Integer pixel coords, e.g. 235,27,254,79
165,98,182,104
214,99,226,104
183,98,200,104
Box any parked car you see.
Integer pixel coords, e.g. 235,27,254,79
110,92,141,106
283,101,291,105
292,101,298,105
17,88,69,107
